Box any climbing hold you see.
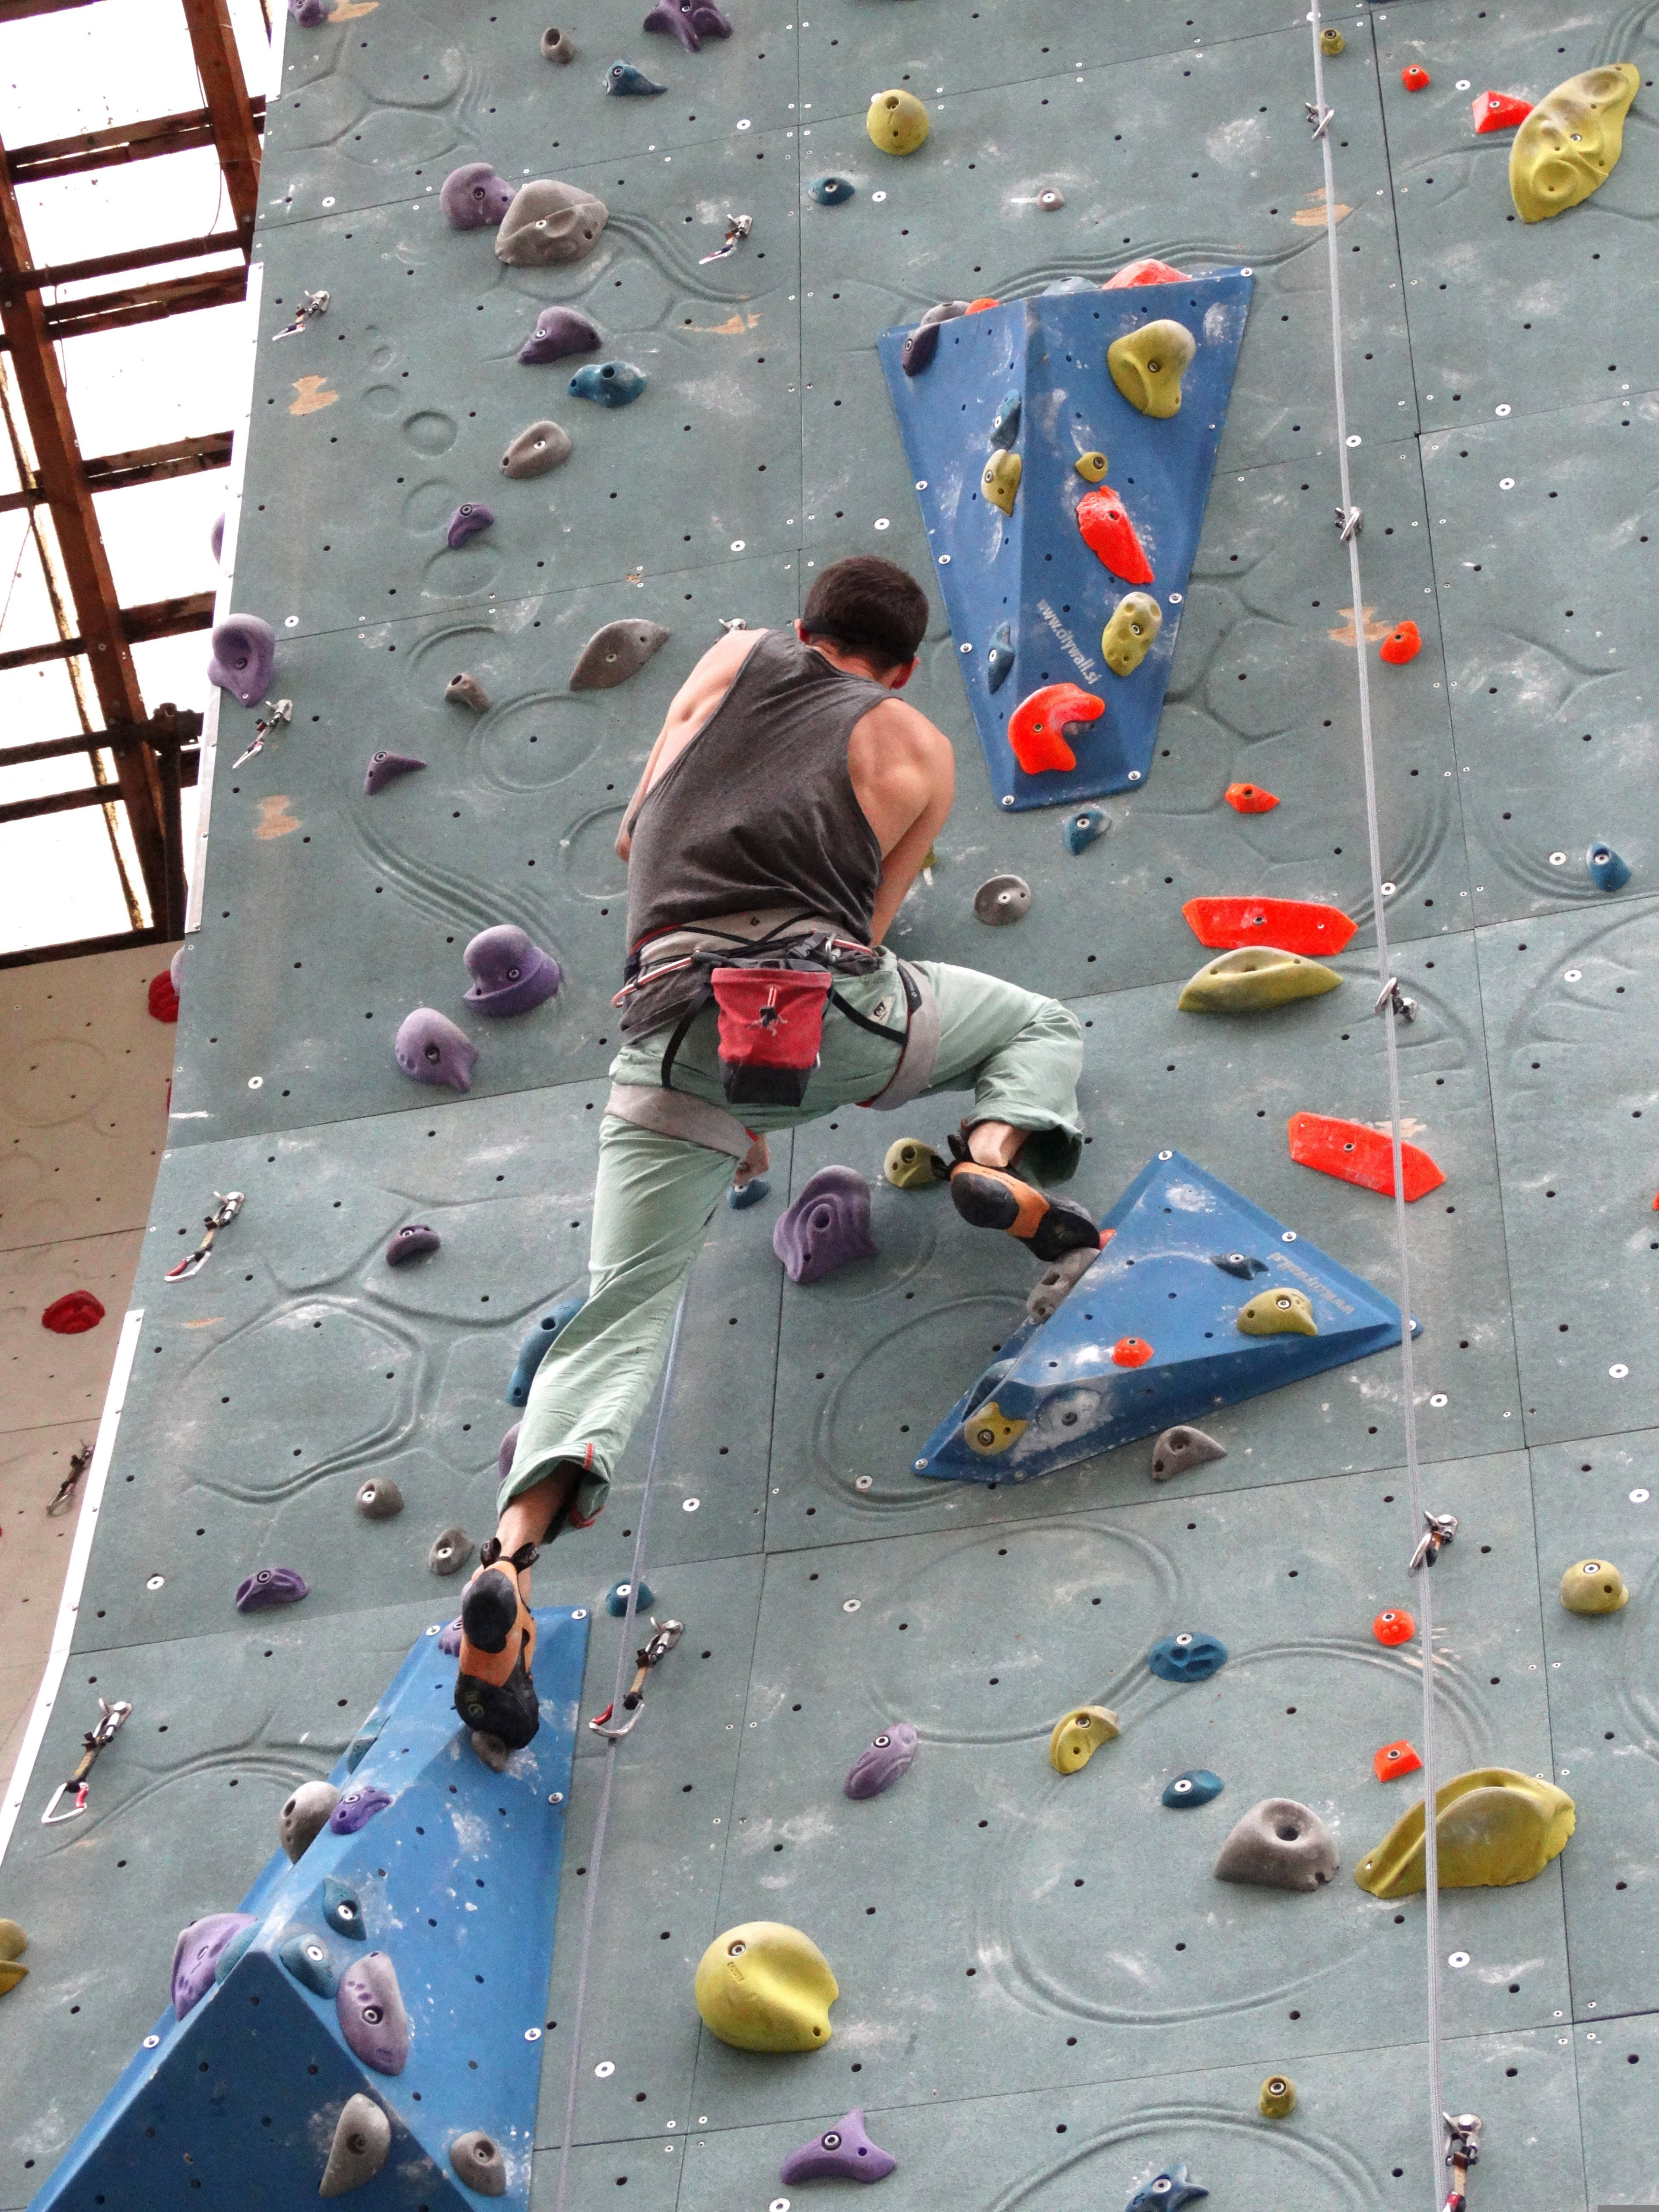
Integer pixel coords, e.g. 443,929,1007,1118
1007,683,1104,775
438,1618,463,1656
1112,1336,1154,1367
213,1919,260,1986
1044,275,1098,295
278,1780,340,1861
1373,1740,1422,1783
1036,187,1065,212
445,672,489,712
502,420,572,479
569,360,648,407
1077,486,1154,585
207,614,275,707
540,25,574,61
440,162,515,230
384,1223,439,1268
962,1401,1027,1456
867,88,930,155
1162,1769,1223,1808
1107,320,1196,420
604,58,667,93
1473,90,1532,133
324,1876,366,1941
1259,2076,1297,2120
781,2108,897,2185
1355,1768,1575,1896
148,967,180,1022
1560,1559,1629,1614
1214,1799,1338,1891
1064,803,1111,856
973,872,1031,925
1587,840,1632,893
1510,64,1639,222
463,924,563,1017
1150,1425,1225,1482
644,0,731,50
519,305,602,365
884,1138,949,1189
1125,2168,1208,2212
1047,1706,1121,1774
571,618,671,691
988,389,1022,451
497,1424,520,1484
289,0,329,22
429,1525,474,1576
981,450,1021,516
773,1166,879,1285
1183,897,1356,956
446,502,494,550
845,1722,919,1799
1287,1112,1446,1203
355,1477,404,1520
965,298,1001,315
40,1290,104,1334
507,1297,586,1406
1319,24,1344,53
363,751,426,796
1148,1632,1227,1684
1074,452,1110,483
449,2132,508,2197
329,1785,394,1836
337,1952,410,2074
1372,1608,1414,1646
1101,591,1163,677
235,1566,309,1613
1236,1287,1317,1337
985,621,1016,693
394,1008,477,1093
729,1175,769,1208
809,175,855,205
606,1578,655,1618
1027,1246,1097,1324
1378,620,1421,666
344,1711,383,1772
901,325,940,376
1106,258,1191,289
1211,1252,1266,1280
172,1914,255,2020
0,1920,26,1999
1401,64,1430,91
694,1922,838,2050
320,2094,391,2197
470,1729,512,1772
497,179,610,267
1224,782,1278,813
280,1930,340,1999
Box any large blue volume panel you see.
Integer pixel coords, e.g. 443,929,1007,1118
878,273,1252,811
31,1609,588,2211
914,1150,1403,1485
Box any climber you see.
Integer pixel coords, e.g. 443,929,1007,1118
454,554,1093,1745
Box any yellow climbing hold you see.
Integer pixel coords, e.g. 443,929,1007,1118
1355,1768,1576,1898
1178,946,1344,1015
1107,319,1197,419
1560,1558,1629,1614
694,1922,838,2052
1259,2075,1297,2119
1100,591,1163,677
1048,1705,1120,1774
867,88,930,156
982,451,1021,516
962,1400,1027,1456
1319,25,1344,54
0,1919,26,1998
1237,1287,1317,1337
884,1138,948,1190
1074,451,1110,483
1510,64,1639,222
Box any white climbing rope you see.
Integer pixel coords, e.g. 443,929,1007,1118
1303,13,1449,2200
550,1289,687,2212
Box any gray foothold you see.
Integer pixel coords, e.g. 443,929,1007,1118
355,1478,404,1520
973,873,1031,926
502,420,573,479
540,24,574,61
429,1524,474,1576
336,1951,410,2075
321,2093,392,2197
1150,1424,1227,1482
450,2130,509,2196
445,672,489,712
1037,185,1065,210
919,299,970,327
1026,1244,1097,1324
496,179,610,268
278,1779,340,1861
1214,1798,1339,1891
470,1729,512,1773
570,619,671,692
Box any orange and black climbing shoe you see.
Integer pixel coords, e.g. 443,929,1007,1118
454,1539,540,1749
947,1141,1102,1264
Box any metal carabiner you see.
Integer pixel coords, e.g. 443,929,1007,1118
1306,100,1335,138
1409,1509,1460,1576
588,1618,684,1740
165,1190,245,1282
1335,502,1363,541
1374,976,1420,1023
698,213,753,264
1440,2110,1481,2211
272,288,330,340
41,1698,133,1824
46,1441,93,1518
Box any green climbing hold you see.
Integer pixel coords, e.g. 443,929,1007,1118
1560,1558,1629,1614
981,451,1021,516
867,88,930,155
986,621,1015,693
0,1919,26,1998
1074,451,1109,483
1177,946,1344,1015
1259,2075,1297,2119
1510,64,1639,222
1237,1287,1316,1337
884,1137,949,1189
988,389,1021,451
1319,25,1344,54
1100,591,1162,677
962,1399,1026,1456
809,175,854,206
1355,1768,1576,1897
1107,319,1197,419
694,1921,839,2050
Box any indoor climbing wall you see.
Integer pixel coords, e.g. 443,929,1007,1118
2,0,1658,2204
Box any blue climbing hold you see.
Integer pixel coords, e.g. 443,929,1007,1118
603,59,666,93
569,360,648,407
322,1876,365,1939
1063,802,1110,855
1211,1250,1267,1280
728,1174,770,1209
809,175,855,205
1148,1633,1228,1684
279,1929,340,1998
1587,838,1631,892
1162,1769,1224,1808
989,389,1021,450
506,1294,587,1407
606,1579,655,1618
1125,2167,1208,2212
986,621,1015,694
1043,274,1099,295
211,1917,261,1986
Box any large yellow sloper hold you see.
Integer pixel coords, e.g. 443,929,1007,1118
1510,64,1639,222
1178,946,1344,1015
694,1922,839,2051
1355,1768,1576,1899
0,1918,26,1997
867,88,930,156
1107,319,1197,418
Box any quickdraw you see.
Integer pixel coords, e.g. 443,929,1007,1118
46,1440,93,1518
1408,1510,1459,1576
231,697,293,769
272,288,329,340
165,1190,245,1281
588,1619,683,1741
1440,2111,1481,2211
41,1697,132,1825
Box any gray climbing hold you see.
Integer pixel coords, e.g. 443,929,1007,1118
440,162,515,230
394,1008,477,1093
384,1222,439,1266
569,360,647,407
1587,839,1631,892
207,613,275,707
280,1929,341,1999
540,23,574,61
989,389,1021,450
464,924,562,1016
172,1914,255,2020
502,420,572,479
1037,186,1065,211
363,750,426,795
809,175,855,205
1214,1798,1339,1891
985,621,1015,693
320,2094,392,2197
496,179,610,267
1026,1245,1096,1324
278,1779,341,1861
974,873,1031,925
1150,1424,1226,1482
445,671,489,712
470,1729,512,1772
450,2131,509,2196
337,1951,410,2075
446,502,494,550
355,1477,404,1520
920,299,969,327
603,59,666,93
1064,802,1111,855
570,619,671,691
901,324,940,376
1044,274,1097,295
518,305,601,365
429,1524,474,1576
323,1876,366,1939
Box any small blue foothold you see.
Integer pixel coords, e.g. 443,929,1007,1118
728,1174,770,1210
1044,274,1099,295
279,1930,341,1998
1586,838,1631,892
213,1917,262,1984
989,388,1021,451
606,1578,655,1618
809,175,855,206
604,59,666,94
985,621,1015,694
1162,1769,1224,1808
1147,1632,1228,1684
1211,1250,1267,1280
1125,2165,1208,2212
1063,803,1110,855
323,1877,366,1940
507,1294,587,1407
569,360,648,408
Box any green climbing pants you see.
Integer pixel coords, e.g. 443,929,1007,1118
501,950,1084,1528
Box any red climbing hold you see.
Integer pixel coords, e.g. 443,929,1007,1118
1471,90,1532,132
1374,1739,1423,1783
1401,64,1430,91
1372,1608,1416,1648
1224,783,1279,814
964,297,1001,314
1077,486,1154,586
147,971,180,1023
41,1290,105,1335
1006,683,1104,776
1103,257,1190,289
1288,1112,1447,1203
1379,620,1421,665
1112,1337,1154,1368
1182,898,1356,956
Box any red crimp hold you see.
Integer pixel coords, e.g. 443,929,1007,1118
964,297,1001,314
1379,620,1422,664
1224,782,1279,814
1372,1608,1416,1647
1472,89,1532,132
1401,64,1430,91
41,1290,106,1335
1103,257,1190,288
1006,683,1104,775
1112,1337,1154,1367
147,971,180,1023
1182,897,1357,956
1287,1111,1447,1202
1077,486,1155,585
1374,1738,1424,1782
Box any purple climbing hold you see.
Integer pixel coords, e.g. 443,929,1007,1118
518,305,603,365
363,750,426,796
288,0,330,21
844,1721,918,1799
209,510,225,563
394,1008,477,1092
328,1784,394,1835
446,502,495,550
438,1615,463,1655
780,2110,897,2186
772,1166,879,1285
385,1222,441,1266
337,1951,410,2075
462,924,563,1017
207,613,275,707
235,1566,309,1613
643,0,732,51
440,161,515,230
172,1913,256,2020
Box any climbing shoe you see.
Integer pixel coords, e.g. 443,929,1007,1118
453,1539,540,1750
947,1152,1102,1264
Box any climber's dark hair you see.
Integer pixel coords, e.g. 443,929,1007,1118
799,554,929,673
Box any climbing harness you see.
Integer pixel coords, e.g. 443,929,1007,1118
230,697,292,769
41,1697,132,1825
165,1190,245,1281
271,288,329,340
588,1617,684,1740
698,213,752,264
45,1441,93,1518
1440,2111,1481,2211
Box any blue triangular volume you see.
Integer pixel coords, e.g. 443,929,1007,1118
877,274,1252,811
912,1152,1403,1486
32,1608,589,2211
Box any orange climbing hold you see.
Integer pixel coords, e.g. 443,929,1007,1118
1472,89,1532,132
1077,486,1154,586
1225,783,1279,814
1288,1112,1447,1203
1372,1608,1416,1648
1401,64,1430,91
1103,257,1190,289
1379,620,1421,665
1112,1337,1154,1368
1374,1739,1423,1783
1006,683,1104,775
965,297,1001,314
1182,898,1357,957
